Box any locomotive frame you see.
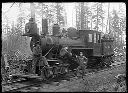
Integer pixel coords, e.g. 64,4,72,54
12,19,114,80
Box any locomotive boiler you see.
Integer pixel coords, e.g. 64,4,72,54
22,19,114,79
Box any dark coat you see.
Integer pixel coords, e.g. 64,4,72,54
25,21,38,35
33,44,42,56
60,48,68,56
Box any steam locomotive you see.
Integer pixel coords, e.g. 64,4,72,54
21,19,114,79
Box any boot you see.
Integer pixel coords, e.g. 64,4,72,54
31,66,36,75
40,68,46,80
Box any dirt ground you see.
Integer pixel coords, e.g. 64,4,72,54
32,63,126,92
2,63,126,92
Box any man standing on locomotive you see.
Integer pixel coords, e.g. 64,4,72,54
59,46,73,62
76,52,88,77
60,46,69,57
25,18,38,35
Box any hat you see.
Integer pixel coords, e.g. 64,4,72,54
36,41,40,44
80,52,83,55
65,47,68,50
80,52,83,54
29,18,34,22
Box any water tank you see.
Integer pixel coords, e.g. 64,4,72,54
67,27,79,39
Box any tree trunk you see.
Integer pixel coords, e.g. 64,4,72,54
30,3,35,19
85,3,88,29
91,18,93,30
101,3,103,32
56,3,59,24
96,2,98,31
90,6,93,30
106,3,110,33
80,3,85,30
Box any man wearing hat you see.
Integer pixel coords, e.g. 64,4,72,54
31,41,42,74
32,41,50,76
25,18,38,36
76,52,88,77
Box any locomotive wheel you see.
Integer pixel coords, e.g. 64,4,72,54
61,66,68,75
52,66,59,77
44,67,51,78
41,67,52,80
40,67,46,80
60,67,65,74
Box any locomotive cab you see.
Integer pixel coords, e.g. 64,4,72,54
20,18,114,80
70,30,114,68
71,30,102,57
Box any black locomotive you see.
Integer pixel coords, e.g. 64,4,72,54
21,19,114,79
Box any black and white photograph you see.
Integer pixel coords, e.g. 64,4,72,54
2,2,126,92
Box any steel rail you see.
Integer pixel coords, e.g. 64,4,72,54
2,62,125,92
54,62,126,91
2,78,27,86
2,80,43,92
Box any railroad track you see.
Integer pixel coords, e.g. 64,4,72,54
64,61,126,80
2,76,68,92
2,77,27,86
2,78,43,92
53,62,126,92
2,62,125,92
2,73,67,92
84,61,125,76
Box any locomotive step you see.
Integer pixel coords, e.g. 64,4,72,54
10,74,41,79
47,59,59,62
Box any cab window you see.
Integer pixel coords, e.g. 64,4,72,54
88,34,92,42
98,34,101,43
94,33,96,43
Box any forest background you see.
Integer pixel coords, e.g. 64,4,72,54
2,2,126,61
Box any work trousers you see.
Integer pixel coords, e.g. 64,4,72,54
31,55,40,74
77,63,87,76
31,55,50,74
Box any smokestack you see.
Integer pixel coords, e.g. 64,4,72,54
30,3,35,20
52,24,60,36
42,19,48,35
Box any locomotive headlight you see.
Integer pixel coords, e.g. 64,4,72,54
65,68,68,72
26,29,29,33
56,63,59,64
33,44,35,47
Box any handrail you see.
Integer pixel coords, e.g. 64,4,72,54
44,45,54,57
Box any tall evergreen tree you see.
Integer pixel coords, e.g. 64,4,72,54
92,3,105,31
111,10,121,36
76,3,92,30
54,3,65,26
80,3,85,29
84,2,92,29
110,9,121,48
106,3,110,34
76,3,81,30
